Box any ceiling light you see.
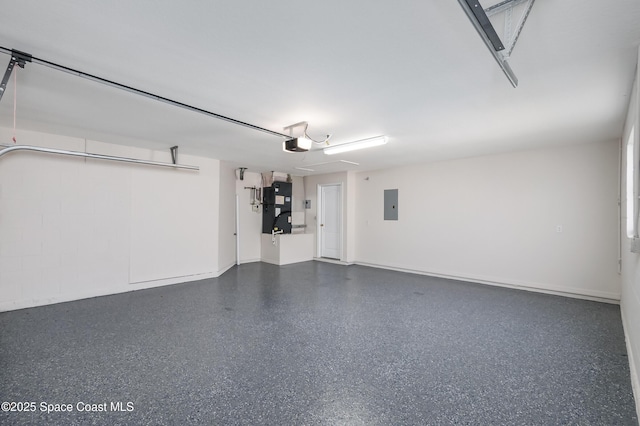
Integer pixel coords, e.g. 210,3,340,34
295,160,361,172
323,136,387,155
283,137,312,153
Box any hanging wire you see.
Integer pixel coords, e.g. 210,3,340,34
303,122,332,145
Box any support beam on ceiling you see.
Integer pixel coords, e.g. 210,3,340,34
457,0,518,87
504,0,535,57
484,0,529,16
485,0,536,58
463,0,505,51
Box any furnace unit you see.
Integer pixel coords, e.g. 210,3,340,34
262,181,292,234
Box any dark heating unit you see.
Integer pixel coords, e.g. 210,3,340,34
262,181,292,234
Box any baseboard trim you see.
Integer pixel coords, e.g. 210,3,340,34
313,257,353,266
238,258,261,265
354,261,621,304
217,262,236,276
621,305,640,421
130,271,217,286
0,271,220,313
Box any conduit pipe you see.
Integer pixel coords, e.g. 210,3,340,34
0,144,199,170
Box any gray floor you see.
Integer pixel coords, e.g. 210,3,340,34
0,261,637,425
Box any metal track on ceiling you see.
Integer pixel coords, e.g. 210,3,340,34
0,46,289,139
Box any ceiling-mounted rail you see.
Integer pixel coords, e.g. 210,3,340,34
0,46,290,139
457,0,519,87
0,144,199,170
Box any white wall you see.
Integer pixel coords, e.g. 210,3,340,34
303,171,356,263
355,140,621,302
0,128,223,311
620,49,640,417
235,170,262,263
291,175,305,216
218,161,237,273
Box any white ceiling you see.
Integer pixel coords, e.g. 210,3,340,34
0,1,638,175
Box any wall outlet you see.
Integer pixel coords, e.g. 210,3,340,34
556,225,563,233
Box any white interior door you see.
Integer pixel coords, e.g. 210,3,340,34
319,183,342,259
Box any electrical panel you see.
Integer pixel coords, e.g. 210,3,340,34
262,182,292,234
384,189,398,220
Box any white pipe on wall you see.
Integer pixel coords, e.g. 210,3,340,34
0,144,199,170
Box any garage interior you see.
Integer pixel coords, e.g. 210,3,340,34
1,1,640,424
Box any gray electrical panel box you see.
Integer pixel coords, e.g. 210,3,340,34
384,189,398,220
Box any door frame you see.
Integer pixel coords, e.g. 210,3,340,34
317,182,344,260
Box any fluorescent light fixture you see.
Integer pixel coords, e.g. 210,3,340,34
323,136,387,155
283,137,313,152
295,160,361,172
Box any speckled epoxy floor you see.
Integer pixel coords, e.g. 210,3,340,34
0,261,637,425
